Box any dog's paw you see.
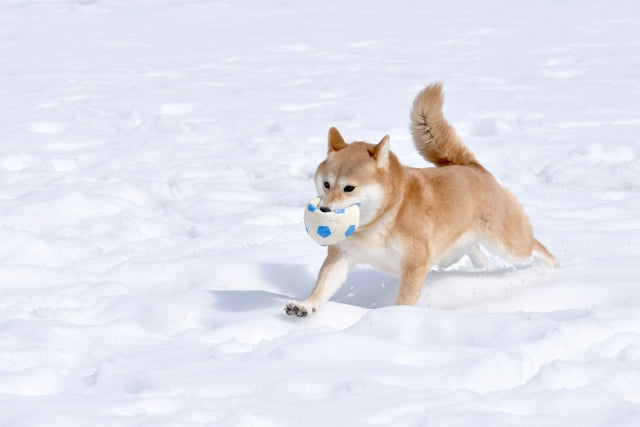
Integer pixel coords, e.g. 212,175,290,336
285,301,315,317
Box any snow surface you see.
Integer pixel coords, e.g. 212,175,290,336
1,0,639,425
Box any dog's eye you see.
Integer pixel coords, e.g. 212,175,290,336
344,185,355,192
324,181,330,189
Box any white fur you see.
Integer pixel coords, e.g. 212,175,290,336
341,234,404,275
356,184,386,226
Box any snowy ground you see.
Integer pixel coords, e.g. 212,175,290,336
1,0,639,425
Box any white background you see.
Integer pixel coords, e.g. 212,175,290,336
0,0,639,425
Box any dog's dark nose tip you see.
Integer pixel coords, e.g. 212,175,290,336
319,206,331,213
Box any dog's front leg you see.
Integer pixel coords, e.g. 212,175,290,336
285,246,350,317
395,261,430,306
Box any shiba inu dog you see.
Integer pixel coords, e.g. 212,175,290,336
286,83,558,317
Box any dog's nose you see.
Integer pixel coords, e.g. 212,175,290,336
319,206,332,213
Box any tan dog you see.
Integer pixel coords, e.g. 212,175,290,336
286,83,558,317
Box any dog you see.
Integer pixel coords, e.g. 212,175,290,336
286,83,558,317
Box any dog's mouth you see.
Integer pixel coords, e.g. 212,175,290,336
304,197,361,246
310,197,359,214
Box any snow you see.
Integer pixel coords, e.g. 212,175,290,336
0,0,639,425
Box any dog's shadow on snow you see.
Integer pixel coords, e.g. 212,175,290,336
207,263,396,315
259,262,398,309
259,261,543,311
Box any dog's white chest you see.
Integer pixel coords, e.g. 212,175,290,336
341,234,403,276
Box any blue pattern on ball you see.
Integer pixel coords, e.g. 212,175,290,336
344,224,356,237
333,208,345,214
307,203,317,212
317,226,332,238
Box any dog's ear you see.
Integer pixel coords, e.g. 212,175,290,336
368,135,390,168
328,127,348,153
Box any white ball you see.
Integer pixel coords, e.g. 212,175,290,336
304,197,360,246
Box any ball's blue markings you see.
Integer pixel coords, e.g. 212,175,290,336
304,198,360,246
344,224,356,237
317,225,332,238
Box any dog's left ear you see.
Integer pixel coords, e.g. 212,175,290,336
368,135,390,168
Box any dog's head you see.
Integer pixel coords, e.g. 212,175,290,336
314,127,393,227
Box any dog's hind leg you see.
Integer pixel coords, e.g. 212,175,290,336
533,238,559,268
468,244,491,269
481,187,558,268
482,230,558,269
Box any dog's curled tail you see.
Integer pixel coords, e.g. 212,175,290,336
410,83,480,167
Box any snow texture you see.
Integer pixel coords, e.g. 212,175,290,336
0,0,639,426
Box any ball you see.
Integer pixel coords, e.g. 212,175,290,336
304,197,360,246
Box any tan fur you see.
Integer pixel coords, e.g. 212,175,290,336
285,83,558,317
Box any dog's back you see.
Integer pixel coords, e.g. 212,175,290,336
409,83,558,268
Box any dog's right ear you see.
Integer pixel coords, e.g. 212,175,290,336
328,127,348,153
368,135,390,168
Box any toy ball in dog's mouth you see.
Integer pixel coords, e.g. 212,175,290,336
304,197,360,246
